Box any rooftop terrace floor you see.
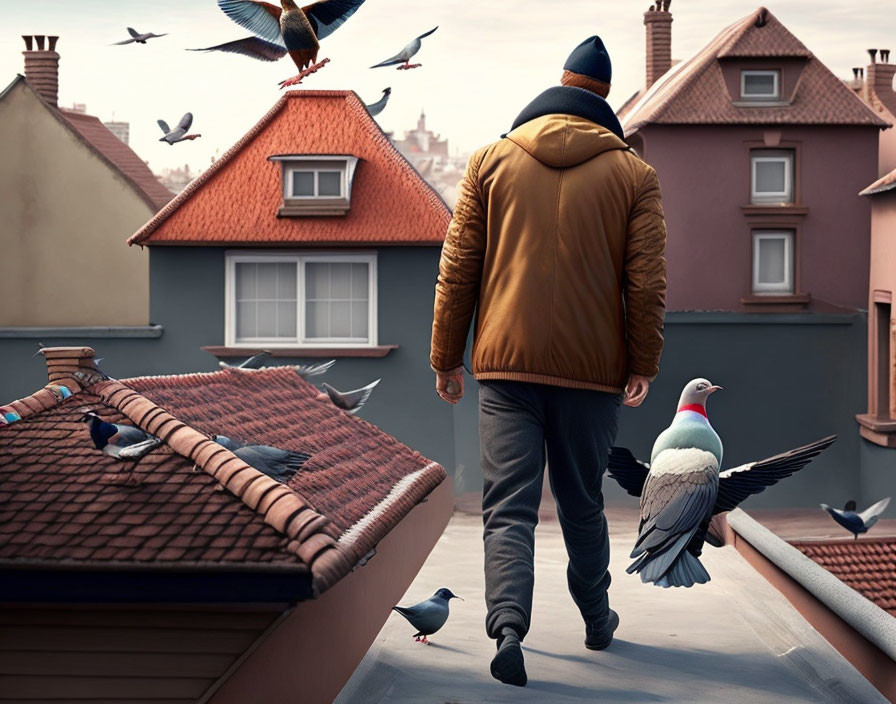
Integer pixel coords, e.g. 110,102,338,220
336,510,886,703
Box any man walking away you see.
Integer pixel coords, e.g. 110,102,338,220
430,35,667,686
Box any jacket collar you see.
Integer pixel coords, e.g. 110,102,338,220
506,86,625,140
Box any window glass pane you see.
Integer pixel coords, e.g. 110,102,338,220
291,171,314,197
235,263,256,300
305,262,330,299
236,301,257,339
351,263,369,300
755,161,786,194
277,301,297,338
257,301,277,337
318,171,342,197
329,263,352,299
352,301,369,339
306,301,329,338
743,72,777,96
256,263,278,299
277,263,296,300
757,238,786,284
330,301,351,337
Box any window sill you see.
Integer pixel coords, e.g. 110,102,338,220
856,414,896,448
741,294,811,308
202,345,398,359
742,205,808,217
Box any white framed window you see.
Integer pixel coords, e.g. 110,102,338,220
225,252,377,347
268,155,360,216
751,149,793,204
752,230,794,294
741,70,780,99
287,166,345,199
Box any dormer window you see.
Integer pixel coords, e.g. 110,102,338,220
741,70,780,99
269,155,359,216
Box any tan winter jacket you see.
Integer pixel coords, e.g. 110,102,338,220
431,114,667,393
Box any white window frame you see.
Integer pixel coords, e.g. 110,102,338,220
752,231,794,294
286,166,345,199
225,251,378,348
741,70,780,99
751,152,793,204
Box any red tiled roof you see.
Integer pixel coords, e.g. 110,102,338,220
792,539,896,616
861,167,896,196
622,7,889,135
129,90,451,247
0,349,445,596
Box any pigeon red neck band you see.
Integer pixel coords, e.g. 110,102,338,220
677,404,707,418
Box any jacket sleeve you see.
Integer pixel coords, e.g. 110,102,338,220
430,150,488,373
624,166,667,381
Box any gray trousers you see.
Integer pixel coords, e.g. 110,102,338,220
479,380,622,640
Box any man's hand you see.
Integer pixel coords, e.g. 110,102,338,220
624,374,650,407
435,366,465,405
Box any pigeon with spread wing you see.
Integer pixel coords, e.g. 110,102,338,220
370,27,438,71
113,27,168,45
608,378,835,588
158,113,201,144
190,0,366,87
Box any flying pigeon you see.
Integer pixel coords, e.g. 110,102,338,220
370,27,438,70
365,87,392,117
607,378,836,588
81,411,162,460
821,497,890,539
219,350,272,369
113,27,168,45
158,113,201,144
320,379,379,413
392,588,462,644
190,0,367,88
213,435,311,482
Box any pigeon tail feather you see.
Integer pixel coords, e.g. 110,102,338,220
654,550,710,588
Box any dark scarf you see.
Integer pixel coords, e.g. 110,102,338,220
505,86,625,140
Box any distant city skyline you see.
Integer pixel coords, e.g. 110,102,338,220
1,0,893,172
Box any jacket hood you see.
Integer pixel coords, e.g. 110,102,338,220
506,114,630,168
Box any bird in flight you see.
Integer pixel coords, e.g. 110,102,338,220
158,113,202,144
821,497,890,539
370,27,438,71
365,87,392,117
113,27,168,45
190,0,367,88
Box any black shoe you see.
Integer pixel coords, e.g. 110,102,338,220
490,628,527,687
585,609,619,651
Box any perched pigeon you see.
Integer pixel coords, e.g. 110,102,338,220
608,378,836,588
113,27,168,45
392,588,462,644
219,350,272,370
321,379,379,414
370,27,438,70
821,497,890,539
365,87,392,117
81,411,162,460
219,356,336,380
213,435,311,483
158,113,201,144
190,0,367,88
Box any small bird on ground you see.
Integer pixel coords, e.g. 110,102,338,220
213,435,311,482
113,27,168,45
320,379,379,413
158,113,201,144
392,588,462,644
82,411,162,460
370,27,438,70
365,87,391,117
821,497,890,539
190,0,367,88
607,378,836,588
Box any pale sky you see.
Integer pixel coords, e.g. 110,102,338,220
1,0,893,172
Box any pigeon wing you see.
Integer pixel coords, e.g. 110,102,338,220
392,600,448,634
177,113,193,132
111,424,153,446
370,50,407,68
217,0,284,44
714,435,836,514
415,26,438,41
294,359,335,378
157,119,172,134
113,38,137,45
858,497,891,524
117,437,163,459
302,0,366,40
127,27,140,38
237,350,271,369
188,36,287,62
606,446,650,498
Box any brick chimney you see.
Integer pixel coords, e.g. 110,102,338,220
864,47,896,107
644,1,673,90
39,347,98,384
22,35,60,107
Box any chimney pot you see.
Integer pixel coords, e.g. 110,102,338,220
22,34,60,107
869,48,878,63
22,35,32,51
853,67,860,79
882,49,891,63
34,35,45,50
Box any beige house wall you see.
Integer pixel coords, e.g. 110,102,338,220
0,80,151,326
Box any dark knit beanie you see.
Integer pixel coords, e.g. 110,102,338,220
563,36,612,86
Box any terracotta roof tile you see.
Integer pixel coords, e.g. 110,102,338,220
861,167,896,196
622,7,888,135
0,352,445,596
128,90,450,247
792,539,896,616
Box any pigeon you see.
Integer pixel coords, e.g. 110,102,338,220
113,27,168,45
365,87,392,117
320,379,379,413
821,497,890,539
392,588,462,644
370,27,438,71
213,435,311,482
219,357,336,380
158,113,201,144
190,0,367,88
81,411,162,460
607,378,836,588
219,350,272,369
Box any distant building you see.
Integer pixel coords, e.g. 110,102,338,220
391,110,448,162
104,119,130,145
156,163,200,193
